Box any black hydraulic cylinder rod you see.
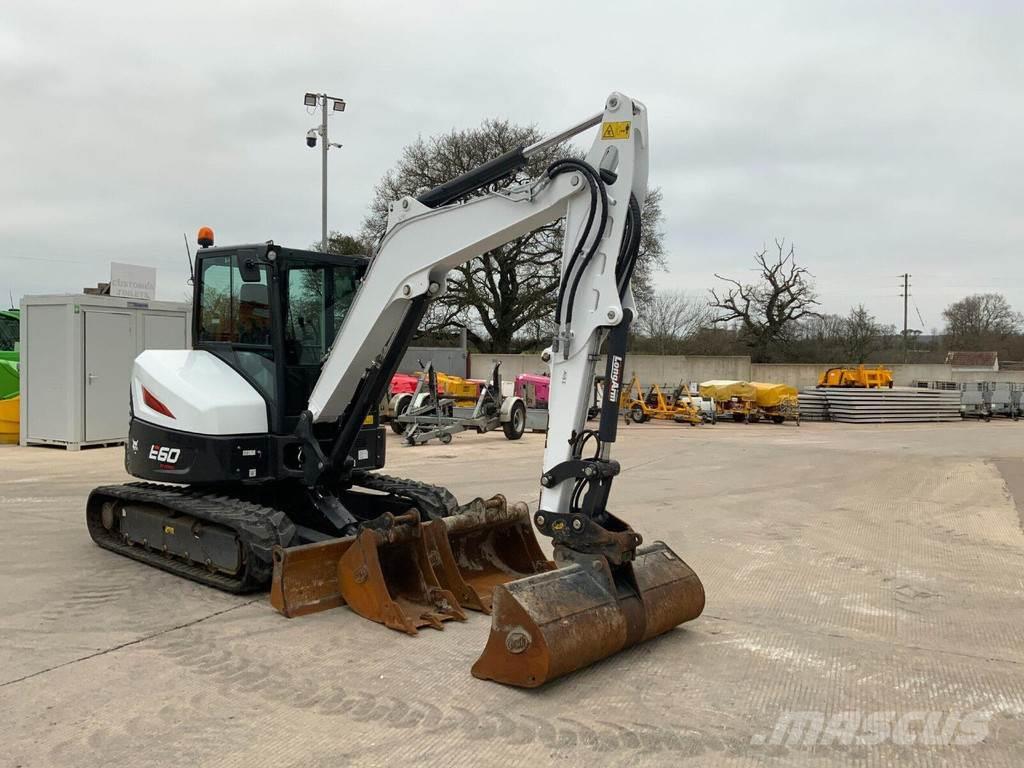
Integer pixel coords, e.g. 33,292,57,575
598,308,633,443
326,296,430,473
415,148,528,209
415,111,603,210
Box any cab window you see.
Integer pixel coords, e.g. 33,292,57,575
283,262,359,366
197,254,272,346
196,253,275,405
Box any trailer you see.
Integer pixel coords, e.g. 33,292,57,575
699,380,759,422
960,382,991,421
749,381,801,425
392,362,542,445
987,382,1020,421
621,375,704,425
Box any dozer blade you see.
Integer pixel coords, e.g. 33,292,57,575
421,495,555,613
471,541,705,688
270,537,350,618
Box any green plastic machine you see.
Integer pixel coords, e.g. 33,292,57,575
0,309,19,400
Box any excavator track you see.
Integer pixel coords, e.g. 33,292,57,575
87,482,296,593
87,474,458,595
350,469,459,520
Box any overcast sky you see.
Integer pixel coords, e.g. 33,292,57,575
2,1,1021,331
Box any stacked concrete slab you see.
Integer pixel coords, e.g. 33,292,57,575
799,387,961,423
796,389,829,421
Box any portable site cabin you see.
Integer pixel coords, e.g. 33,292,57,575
19,294,190,450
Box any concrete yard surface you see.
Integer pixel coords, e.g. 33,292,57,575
2,421,1024,766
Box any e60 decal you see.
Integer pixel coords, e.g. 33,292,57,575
149,445,181,464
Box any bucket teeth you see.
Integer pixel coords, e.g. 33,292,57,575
337,527,466,634
471,542,705,688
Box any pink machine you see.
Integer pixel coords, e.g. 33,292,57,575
514,373,550,408
390,373,419,395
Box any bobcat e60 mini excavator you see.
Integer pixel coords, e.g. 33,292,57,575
86,92,705,687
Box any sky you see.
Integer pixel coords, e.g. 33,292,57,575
1,0,1021,332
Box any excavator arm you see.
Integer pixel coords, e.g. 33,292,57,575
280,92,704,687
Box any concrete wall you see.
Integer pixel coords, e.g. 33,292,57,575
470,354,750,384
398,346,468,377
626,355,750,386
472,354,1024,389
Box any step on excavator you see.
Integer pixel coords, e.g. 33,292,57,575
86,93,705,687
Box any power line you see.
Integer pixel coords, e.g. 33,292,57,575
911,296,926,329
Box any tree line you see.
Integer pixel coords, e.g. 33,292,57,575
320,120,1023,363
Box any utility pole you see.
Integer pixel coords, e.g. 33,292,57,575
304,92,346,252
899,273,911,363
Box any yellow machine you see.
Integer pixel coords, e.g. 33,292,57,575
431,371,482,406
621,375,703,425
699,380,758,422
748,381,800,425
817,365,893,389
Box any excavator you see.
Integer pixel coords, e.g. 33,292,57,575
86,92,705,687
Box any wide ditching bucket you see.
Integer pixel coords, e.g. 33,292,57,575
471,541,705,688
270,497,554,630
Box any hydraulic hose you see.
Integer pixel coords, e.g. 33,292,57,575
547,159,607,325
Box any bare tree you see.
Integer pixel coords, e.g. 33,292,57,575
634,290,711,354
709,239,819,361
313,232,371,256
795,312,846,360
842,304,895,362
361,119,667,352
942,293,1022,347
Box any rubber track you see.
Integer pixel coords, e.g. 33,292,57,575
86,482,296,594
350,469,459,520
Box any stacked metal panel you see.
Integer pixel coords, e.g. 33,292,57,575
797,389,830,421
818,387,962,423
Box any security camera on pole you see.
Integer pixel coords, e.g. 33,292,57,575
304,92,346,252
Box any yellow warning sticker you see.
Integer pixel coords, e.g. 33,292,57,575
363,414,374,425
163,525,175,535
601,121,631,140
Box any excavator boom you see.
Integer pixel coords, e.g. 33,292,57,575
276,92,704,686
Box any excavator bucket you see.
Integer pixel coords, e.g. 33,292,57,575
420,496,554,613
270,512,465,633
269,496,551,627
471,541,705,688
337,524,466,634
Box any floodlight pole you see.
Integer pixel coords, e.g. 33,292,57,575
305,92,345,252
320,98,328,252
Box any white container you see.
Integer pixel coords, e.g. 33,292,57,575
19,294,190,450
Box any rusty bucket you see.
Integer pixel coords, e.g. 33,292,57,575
421,495,554,613
470,541,704,687
270,536,350,618
270,512,465,634
337,523,466,634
